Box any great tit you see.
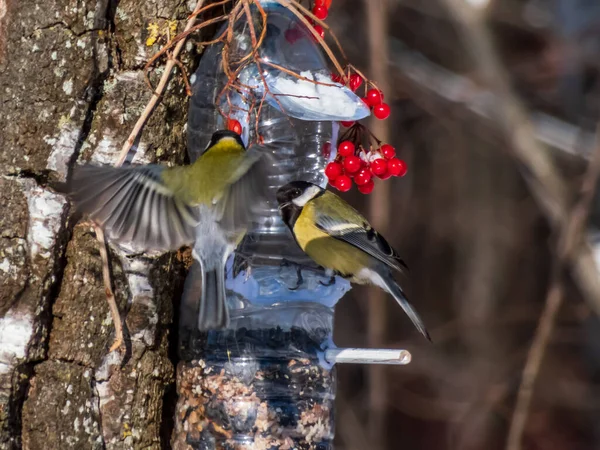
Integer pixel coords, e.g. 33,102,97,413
276,181,430,340
58,130,271,330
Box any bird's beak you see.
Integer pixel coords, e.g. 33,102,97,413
278,202,291,210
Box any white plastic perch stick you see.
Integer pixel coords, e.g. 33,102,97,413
324,348,412,365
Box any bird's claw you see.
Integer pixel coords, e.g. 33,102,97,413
279,258,304,290
289,266,304,290
232,252,253,278
319,275,336,287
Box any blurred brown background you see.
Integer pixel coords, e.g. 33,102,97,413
330,1,600,449
3,0,600,448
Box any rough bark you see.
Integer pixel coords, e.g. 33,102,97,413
0,0,192,448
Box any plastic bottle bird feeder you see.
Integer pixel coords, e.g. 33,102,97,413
172,2,411,448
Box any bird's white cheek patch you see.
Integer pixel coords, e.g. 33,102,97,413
292,186,321,207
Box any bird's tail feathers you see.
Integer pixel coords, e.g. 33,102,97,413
379,274,431,341
198,259,229,330
181,259,229,331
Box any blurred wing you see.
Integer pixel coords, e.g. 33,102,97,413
64,164,199,250
314,209,409,274
215,150,275,232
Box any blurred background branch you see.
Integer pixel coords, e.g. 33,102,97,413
365,1,391,448
332,0,600,449
506,124,600,450
439,0,600,314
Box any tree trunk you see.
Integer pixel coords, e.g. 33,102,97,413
0,0,192,448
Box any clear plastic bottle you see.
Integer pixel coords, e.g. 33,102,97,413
174,3,363,448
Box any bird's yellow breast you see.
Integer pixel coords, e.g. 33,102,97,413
294,206,371,278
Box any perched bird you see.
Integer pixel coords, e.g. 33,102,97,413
57,130,270,330
276,180,430,340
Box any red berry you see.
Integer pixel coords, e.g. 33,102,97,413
315,0,331,6
377,170,391,180
312,5,328,20
340,120,355,127
338,141,355,157
388,158,407,177
349,74,362,91
380,144,396,159
358,179,374,194
343,155,361,173
332,73,347,84
325,161,343,180
335,175,352,192
370,158,387,176
373,103,391,120
227,119,242,135
313,24,325,39
361,97,370,107
354,168,372,186
365,88,384,106
284,27,302,44
321,142,331,159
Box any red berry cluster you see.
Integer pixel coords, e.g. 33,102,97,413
325,139,407,194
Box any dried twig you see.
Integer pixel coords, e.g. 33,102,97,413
143,15,229,81
150,0,360,141
274,0,345,76
118,0,207,166
98,0,207,352
95,227,124,352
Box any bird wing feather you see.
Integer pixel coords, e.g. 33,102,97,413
63,164,199,250
215,149,275,232
313,198,409,274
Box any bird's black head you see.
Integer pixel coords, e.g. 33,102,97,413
204,129,245,152
276,181,323,228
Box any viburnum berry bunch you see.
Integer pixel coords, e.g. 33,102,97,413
323,63,402,194
325,123,407,194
